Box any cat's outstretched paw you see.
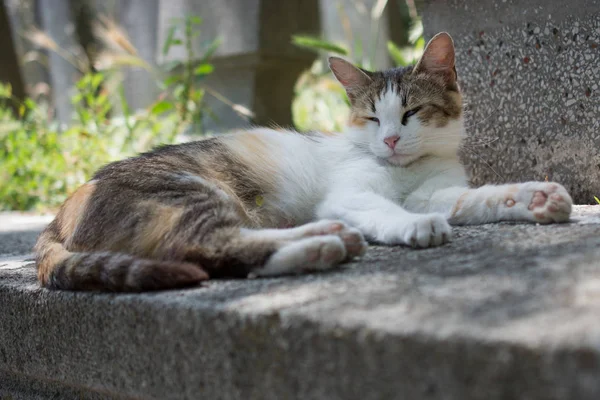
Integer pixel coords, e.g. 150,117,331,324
249,236,347,278
402,213,452,248
510,182,572,223
527,183,572,223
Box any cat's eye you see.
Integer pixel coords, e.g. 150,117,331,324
401,107,421,126
366,117,380,125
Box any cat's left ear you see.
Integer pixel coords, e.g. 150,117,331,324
414,32,457,87
329,56,372,101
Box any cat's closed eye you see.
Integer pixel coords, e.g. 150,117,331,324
401,107,421,126
366,117,380,125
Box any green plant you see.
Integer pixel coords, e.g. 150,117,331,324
292,65,349,132
0,15,227,211
156,15,222,135
594,196,600,205
0,76,179,211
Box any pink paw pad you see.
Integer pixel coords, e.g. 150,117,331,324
306,249,320,263
505,199,515,207
327,223,344,233
528,191,548,210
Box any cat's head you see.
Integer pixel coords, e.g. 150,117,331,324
329,32,463,166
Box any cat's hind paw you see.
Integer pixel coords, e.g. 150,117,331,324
249,236,347,278
290,219,368,260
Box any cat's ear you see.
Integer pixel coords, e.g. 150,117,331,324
414,32,457,86
329,56,372,100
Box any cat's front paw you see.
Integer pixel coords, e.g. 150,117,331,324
400,213,452,248
509,182,572,223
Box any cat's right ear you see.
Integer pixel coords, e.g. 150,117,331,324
329,57,372,100
413,32,457,88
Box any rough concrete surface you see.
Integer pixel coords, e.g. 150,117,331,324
1,207,600,399
422,0,600,204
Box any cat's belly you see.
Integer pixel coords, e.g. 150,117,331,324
262,186,326,228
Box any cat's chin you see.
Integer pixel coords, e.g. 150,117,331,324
385,153,423,166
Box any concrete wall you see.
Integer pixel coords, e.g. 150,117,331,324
422,0,600,204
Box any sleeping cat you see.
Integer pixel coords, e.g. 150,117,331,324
35,32,572,292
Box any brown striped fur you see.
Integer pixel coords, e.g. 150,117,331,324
35,137,288,291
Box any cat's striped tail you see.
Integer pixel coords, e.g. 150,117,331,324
34,225,208,292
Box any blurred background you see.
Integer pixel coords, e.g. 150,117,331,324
2,0,598,213
0,0,422,211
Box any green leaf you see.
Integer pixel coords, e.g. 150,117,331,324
190,88,205,102
409,20,424,44
0,83,12,98
194,63,214,76
189,16,202,25
291,35,349,55
200,37,222,61
24,99,37,110
387,41,409,66
150,101,174,115
163,75,181,87
415,36,425,51
162,25,178,56
594,196,600,205
91,73,104,90
173,84,185,99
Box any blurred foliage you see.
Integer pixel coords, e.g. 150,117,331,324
293,64,350,133
292,0,424,132
0,15,219,211
159,16,222,134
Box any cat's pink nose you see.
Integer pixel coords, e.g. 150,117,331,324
384,136,400,149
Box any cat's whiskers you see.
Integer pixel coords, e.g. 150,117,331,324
422,134,504,179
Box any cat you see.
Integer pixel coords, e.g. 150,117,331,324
34,32,572,292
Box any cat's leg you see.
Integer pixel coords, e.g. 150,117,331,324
425,182,572,225
178,222,366,279
244,220,367,278
317,191,452,248
162,193,366,278
243,219,367,261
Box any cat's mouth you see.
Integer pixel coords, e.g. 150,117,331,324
386,152,423,166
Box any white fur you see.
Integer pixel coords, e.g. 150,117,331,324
244,220,367,277
250,235,346,278
243,86,572,248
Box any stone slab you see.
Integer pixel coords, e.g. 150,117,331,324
421,0,600,204
1,207,600,399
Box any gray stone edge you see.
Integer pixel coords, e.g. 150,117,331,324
1,281,599,400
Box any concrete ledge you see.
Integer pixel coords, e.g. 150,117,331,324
2,207,600,399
